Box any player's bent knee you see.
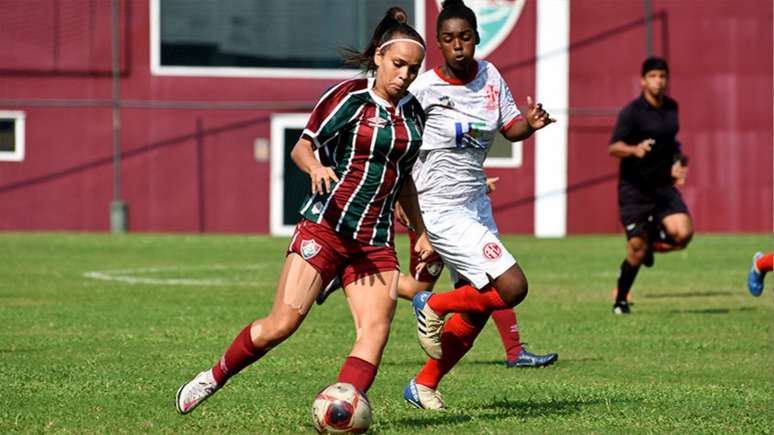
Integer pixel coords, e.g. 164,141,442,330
262,317,302,345
500,279,528,307
674,230,693,246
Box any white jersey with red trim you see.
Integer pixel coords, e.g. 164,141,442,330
408,60,521,209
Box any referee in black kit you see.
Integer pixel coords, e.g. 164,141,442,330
608,57,693,315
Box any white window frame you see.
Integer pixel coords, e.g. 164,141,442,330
484,140,522,168
0,111,26,162
150,0,425,79
270,113,311,236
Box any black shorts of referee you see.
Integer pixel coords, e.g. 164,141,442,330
618,179,689,240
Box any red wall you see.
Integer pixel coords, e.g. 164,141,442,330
0,0,771,233
567,0,773,233
0,0,339,233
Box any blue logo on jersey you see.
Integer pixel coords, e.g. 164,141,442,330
454,122,487,148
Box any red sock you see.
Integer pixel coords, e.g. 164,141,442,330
756,253,774,273
427,284,509,317
491,309,522,362
337,356,378,393
415,313,485,389
211,323,265,385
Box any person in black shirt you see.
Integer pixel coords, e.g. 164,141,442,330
608,57,693,314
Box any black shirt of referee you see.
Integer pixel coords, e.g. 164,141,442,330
610,94,680,188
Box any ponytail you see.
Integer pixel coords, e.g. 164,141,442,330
341,7,425,72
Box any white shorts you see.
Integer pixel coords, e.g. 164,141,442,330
421,195,517,289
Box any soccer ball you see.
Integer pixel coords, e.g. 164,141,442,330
312,382,371,434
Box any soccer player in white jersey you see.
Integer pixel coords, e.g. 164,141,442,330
403,0,555,410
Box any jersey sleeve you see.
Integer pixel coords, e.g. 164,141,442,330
496,69,522,133
408,76,429,109
303,79,364,149
610,105,634,144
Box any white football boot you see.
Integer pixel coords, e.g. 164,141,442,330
412,291,444,359
403,378,445,410
175,370,220,414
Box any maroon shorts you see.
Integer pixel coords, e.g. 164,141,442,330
408,228,445,283
288,219,399,288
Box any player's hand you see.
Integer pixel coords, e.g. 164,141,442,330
633,139,654,158
525,96,556,130
413,231,435,274
672,160,688,186
486,177,500,194
310,166,339,194
394,202,411,228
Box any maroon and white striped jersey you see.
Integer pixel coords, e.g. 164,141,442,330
299,78,425,247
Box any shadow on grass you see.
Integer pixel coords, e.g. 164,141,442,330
665,306,759,315
390,397,619,429
0,348,46,353
643,291,736,299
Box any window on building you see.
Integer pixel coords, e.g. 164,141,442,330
271,113,312,236
485,134,522,168
0,111,25,162
152,0,422,78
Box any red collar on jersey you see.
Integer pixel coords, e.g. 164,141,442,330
433,62,479,85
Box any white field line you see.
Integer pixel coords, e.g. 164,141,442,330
82,264,269,287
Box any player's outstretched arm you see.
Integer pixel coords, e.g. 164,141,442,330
503,96,555,142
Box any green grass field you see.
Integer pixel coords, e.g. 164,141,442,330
1,233,771,433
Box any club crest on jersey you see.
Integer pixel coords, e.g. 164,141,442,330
435,0,526,59
311,201,323,215
300,239,321,260
484,84,500,111
482,242,502,260
426,261,443,277
367,116,389,128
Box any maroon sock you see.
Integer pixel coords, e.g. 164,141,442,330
427,284,509,317
491,309,522,362
415,313,485,389
211,323,265,385
337,356,378,394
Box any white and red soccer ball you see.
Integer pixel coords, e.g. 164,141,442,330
312,383,372,434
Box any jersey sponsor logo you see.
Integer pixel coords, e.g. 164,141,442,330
300,239,322,260
426,261,443,277
366,115,389,128
438,95,455,108
436,0,526,59
454,121,487,148
482,242,502,260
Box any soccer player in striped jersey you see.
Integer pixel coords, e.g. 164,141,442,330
175,7,432,416
402,0,556,410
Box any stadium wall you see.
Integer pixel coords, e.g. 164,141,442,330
0,0,770,234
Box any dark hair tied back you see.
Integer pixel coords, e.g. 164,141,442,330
341,7,425,72
437,0,478,38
